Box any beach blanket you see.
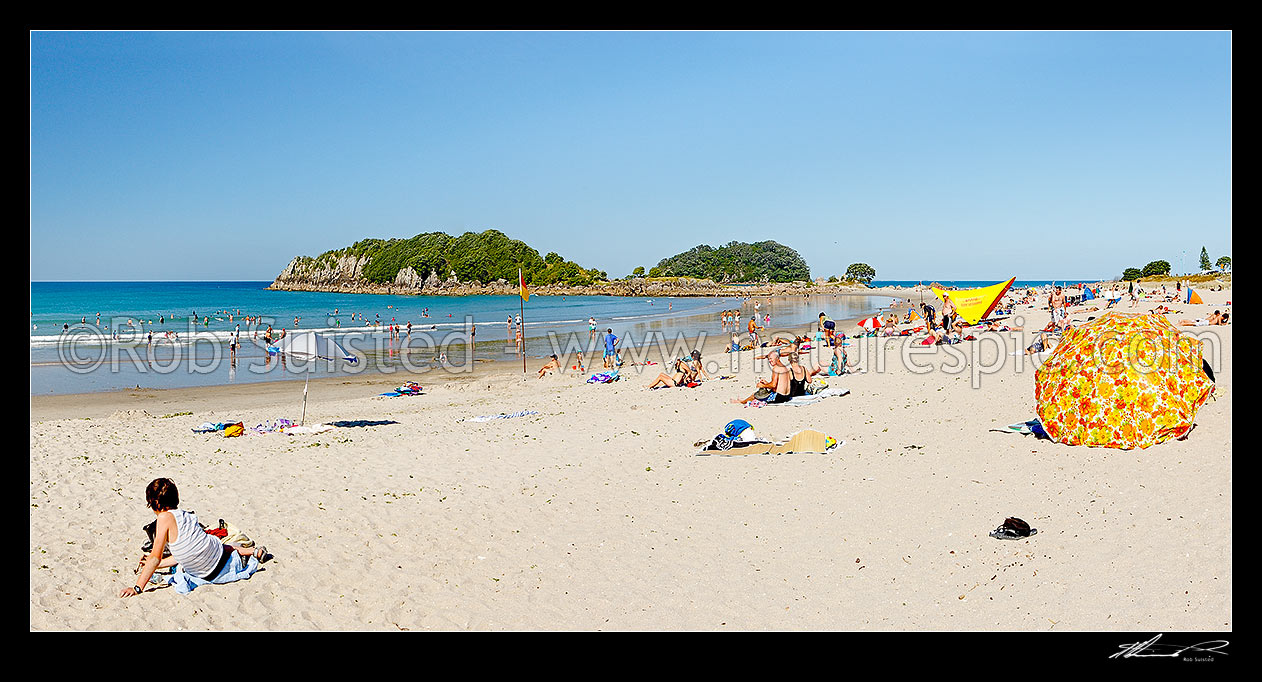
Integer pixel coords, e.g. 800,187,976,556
586,370,619,384
696,429,842,456
746,387,850,408
192,422,230,433
162,552,260,595
284,424,336,435
463,410,540,423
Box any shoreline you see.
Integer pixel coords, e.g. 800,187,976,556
32,291,904,399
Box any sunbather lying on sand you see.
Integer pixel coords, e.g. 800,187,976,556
1025,331,1057,354
1179,311,1229,326
120,478,265,598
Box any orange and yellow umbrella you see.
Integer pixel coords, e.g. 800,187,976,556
1034,312,1214,449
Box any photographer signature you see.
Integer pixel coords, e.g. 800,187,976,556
1110,634,1229,659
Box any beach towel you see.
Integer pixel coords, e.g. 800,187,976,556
463,410,540,423
749,386,850,407
696,429,841,456
586,370,619,384
284,424,336,435
192,422,229,433
163,552,260,595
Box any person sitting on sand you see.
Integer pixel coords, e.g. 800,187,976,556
731,352,792,404
647,358,692,389
687,350,712,382
120,478,265,598
727,334,741,353
786,352,809,397
538,354,562,378
809,344,848,378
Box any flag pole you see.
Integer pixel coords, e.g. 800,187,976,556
520,268,526,373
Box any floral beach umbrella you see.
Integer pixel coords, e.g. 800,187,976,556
1034,312,1214,449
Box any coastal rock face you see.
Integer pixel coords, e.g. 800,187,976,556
270,257,870,298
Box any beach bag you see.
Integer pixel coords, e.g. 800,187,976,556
223,422,244,438
805,378,828,395
723,419,754,441
710,420,757,451
219,520,254,548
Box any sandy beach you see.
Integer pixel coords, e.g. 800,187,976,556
29,289,1232,631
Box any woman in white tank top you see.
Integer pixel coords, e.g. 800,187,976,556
120,478,267,597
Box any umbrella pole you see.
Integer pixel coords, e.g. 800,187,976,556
301,371,309,426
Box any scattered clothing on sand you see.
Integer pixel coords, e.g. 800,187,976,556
379,382,423,397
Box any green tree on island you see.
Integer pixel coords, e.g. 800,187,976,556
632,266,645,277
844,263,876,283
1200,247,1212,272
651,241,810,282
301,230,606,287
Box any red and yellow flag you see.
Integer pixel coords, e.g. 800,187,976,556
519,268,529,302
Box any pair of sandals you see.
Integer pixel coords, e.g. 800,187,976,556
989,517,1038,540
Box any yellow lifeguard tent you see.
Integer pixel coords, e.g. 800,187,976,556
932,277,1016,325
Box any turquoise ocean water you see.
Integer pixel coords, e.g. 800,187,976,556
31,281,898,395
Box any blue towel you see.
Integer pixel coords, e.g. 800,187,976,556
164,552,260,595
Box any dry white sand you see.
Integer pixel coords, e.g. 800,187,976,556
30,289,1232,630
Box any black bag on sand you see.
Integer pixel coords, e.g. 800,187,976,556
989,517,1037,540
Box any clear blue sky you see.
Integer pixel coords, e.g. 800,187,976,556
30,31,1231,282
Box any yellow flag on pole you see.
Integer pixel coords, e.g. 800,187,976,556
519,268,529,302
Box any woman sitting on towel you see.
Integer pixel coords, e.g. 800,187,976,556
646,358,693,389
120,478,265,598
787,352,809,397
